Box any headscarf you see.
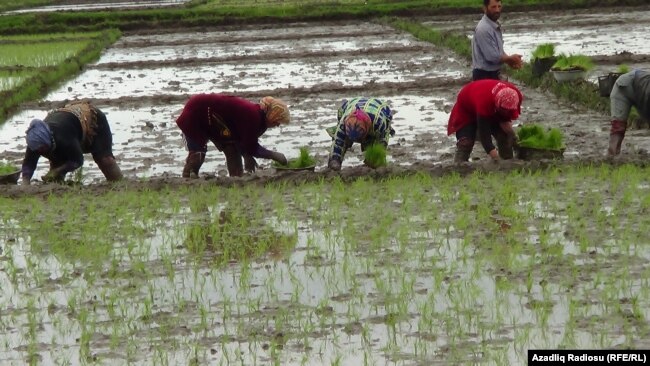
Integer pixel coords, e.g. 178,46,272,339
344,107,371,142
25,119,53,152
495,87,520,111
259,97,290,126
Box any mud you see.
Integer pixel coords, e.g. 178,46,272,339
1,10,650,194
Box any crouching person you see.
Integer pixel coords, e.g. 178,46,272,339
21,101,123,185
447,79,522,162
607,69,650,156
176,94,290,177
327,97,394,171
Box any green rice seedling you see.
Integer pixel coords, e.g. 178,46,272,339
0,41,91,67
273,146,316,169
0,32,103,42
363,143,387,168
531,43,555,60
0,71,33,92
617,64,630,74
551,53,594,71
0,161,18,174
516,124,565,150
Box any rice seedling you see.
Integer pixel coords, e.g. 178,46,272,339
273,146,316,169
0,41,91,67
1,164,650,364
551,53,594,72
363,143,387,168
530,43,555,60
516,123,565,150
0,71,33,91
0,160,18,174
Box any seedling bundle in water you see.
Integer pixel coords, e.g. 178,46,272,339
0,161,18,175
364,143,387,168
517,124,564,150
274,147,316,169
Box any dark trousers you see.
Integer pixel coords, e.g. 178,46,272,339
472,69,501,81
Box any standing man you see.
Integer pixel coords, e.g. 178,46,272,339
21,101,123,185
471,0,523,81
447,79,523,162
607,69,650,155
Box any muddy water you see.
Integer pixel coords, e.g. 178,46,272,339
422,6,650,80
422,6,650,60
2,15,642,183
3,168,650,365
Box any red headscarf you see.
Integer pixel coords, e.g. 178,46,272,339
344,107,371,141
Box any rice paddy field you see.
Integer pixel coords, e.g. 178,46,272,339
1,1,650,365
2,164,650,365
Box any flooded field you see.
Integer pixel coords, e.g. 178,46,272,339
2,165,650,365
1,6,650,365
421,6,650,77
4,9,650,183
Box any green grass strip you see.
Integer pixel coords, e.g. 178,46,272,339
0,41,91,67
1,0,648,34
0,29,121,124
0,70,35,92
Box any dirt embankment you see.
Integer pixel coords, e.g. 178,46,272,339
3,156,648,199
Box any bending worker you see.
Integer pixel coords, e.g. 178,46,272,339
176,93,290,177
607,69,650,156
447,79,522,162
21,101,123,185
327,97,394,171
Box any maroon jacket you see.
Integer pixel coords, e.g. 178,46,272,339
176,94,270,157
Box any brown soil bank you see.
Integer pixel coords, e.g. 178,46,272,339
3,156,648,199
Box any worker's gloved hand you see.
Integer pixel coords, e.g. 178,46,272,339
244,155,258,173
270,151,287,166
488,149,500,161
328,158,341,171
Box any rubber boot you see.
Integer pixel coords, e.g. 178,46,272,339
454,137,474,162
222,144,244,177
96,156,123,182
607,120,627,156
243,154,258,173
182,151,205,178
495,132,514,160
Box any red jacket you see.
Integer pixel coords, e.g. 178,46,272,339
447,80,522,135
176,94,268,156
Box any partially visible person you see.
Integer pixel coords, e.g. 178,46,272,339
327,97,394,171
176,94,289,177
471,0,523,81
21,101,123,185
607,69,650,155
447,79,523,162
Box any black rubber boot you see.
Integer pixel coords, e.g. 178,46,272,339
222,144,244,177
182,151,205,178
454,137,474,162
495,133,514,160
